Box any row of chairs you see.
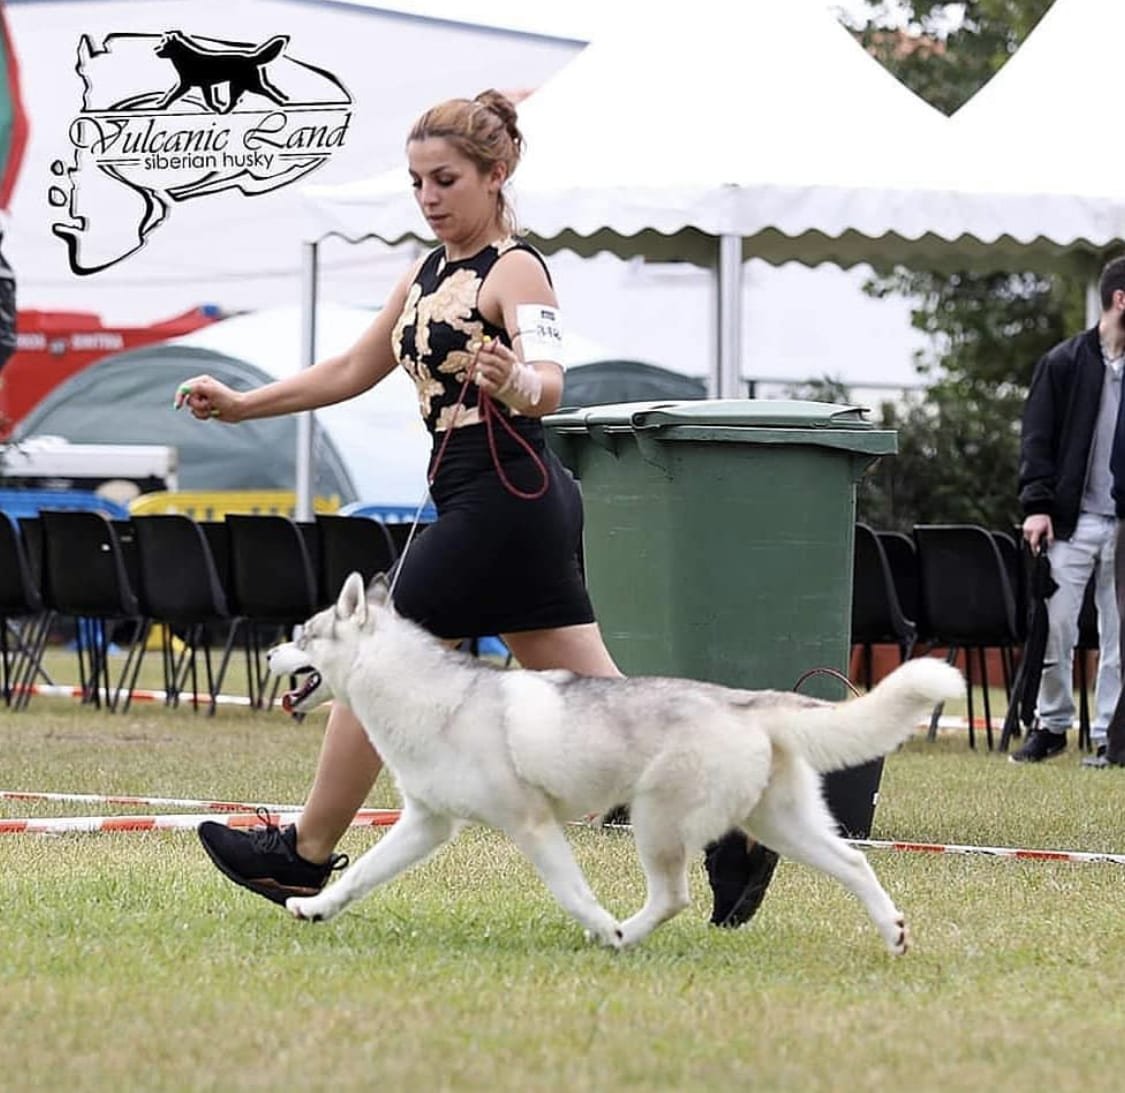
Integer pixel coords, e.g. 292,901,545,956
852,522,1098,750
0,511,425,715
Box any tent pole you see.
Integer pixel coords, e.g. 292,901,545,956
1086,276,1101,328
296,240,318,522
717,233,742,398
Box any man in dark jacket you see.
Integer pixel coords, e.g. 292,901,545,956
1013,256,1125,763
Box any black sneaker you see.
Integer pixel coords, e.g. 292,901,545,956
704,831,780,928
198,808,348,906
1008,728,1067,764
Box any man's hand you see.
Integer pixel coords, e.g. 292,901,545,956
1022,513,1054,551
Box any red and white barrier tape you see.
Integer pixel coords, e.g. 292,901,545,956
0,808,400,836
2,791,1119,865
852,838,1125,866
0,790,300,812
8,683,255,707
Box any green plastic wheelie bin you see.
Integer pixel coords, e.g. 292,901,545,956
545,398,897,838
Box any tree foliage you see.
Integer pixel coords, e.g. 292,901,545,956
833,0,1092,532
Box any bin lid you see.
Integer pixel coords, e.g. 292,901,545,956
545,398,897,454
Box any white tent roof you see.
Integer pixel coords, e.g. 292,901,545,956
304,0,1125,273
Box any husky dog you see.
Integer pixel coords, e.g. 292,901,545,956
269,573,962,952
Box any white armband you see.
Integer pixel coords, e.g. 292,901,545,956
514,304,565,366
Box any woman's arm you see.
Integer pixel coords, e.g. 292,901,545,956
177,260,422,423
475,249,565,417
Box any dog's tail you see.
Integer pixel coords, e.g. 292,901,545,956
252,36,288,65
765,658,963,774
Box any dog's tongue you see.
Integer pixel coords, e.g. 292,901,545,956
282,671,322,714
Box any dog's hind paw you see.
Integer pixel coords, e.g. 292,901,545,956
286,896,323,923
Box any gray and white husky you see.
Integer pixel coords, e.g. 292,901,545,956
269,573,962,953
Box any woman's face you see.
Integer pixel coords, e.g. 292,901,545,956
408,137,503,247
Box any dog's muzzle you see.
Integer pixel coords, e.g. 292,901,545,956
281,668,324,715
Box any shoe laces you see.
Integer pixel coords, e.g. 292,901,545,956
248,806,289,853
249,806,350,872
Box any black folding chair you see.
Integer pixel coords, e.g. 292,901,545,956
913,524,1020,749
225,514,319,710
315,513,397,605
851,523,916,690
132,514,239,715
39,509,148,712
875,530,920,636
0,512,48,709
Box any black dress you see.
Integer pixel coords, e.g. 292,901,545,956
388,236,594,639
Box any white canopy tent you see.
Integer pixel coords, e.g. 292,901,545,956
294,0,1125,514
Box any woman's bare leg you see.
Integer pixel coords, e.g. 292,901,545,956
295,701,383,864
501,622,623,677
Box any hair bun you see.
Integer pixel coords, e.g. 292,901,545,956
474,89,523,150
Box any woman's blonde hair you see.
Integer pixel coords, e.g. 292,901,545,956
407,89,524,234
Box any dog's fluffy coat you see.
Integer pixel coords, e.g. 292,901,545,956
270,573,962,952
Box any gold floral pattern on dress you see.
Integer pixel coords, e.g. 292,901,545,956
413,269,484,359
412,361,445,419
434,403,481,432
437,347,479,380
392,239,543,434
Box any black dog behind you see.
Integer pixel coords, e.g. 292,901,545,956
154,31,289,114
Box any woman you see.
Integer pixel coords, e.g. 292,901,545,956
176,90,776,928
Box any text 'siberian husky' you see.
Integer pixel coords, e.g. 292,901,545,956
269,573,962,953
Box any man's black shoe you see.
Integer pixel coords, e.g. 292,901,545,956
705,830,780,928
1009,727,1067,764
198,809,348,906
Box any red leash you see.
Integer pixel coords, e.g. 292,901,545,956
427,345,549,501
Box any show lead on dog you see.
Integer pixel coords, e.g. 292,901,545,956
174,90,780,929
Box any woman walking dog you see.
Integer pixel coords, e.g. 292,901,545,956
174,89,778,929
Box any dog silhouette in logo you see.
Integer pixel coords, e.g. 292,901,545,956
154,31,289,113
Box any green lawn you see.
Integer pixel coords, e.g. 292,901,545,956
1,667,1123,1091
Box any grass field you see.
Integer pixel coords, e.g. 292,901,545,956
2,651,1124,1091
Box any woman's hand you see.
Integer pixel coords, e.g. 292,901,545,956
173,375,244,423
472,338,542,411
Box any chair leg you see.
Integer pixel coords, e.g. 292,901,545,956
114,618,150,713
12,611,54,711
978,646,994,751
964,648,976,750
212,617,243,717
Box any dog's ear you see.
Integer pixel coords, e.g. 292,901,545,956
366,572,391,607
336,571,368,627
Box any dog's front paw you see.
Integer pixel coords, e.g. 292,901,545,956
286,895,327,922
583,923,624,951
886,913,910,956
